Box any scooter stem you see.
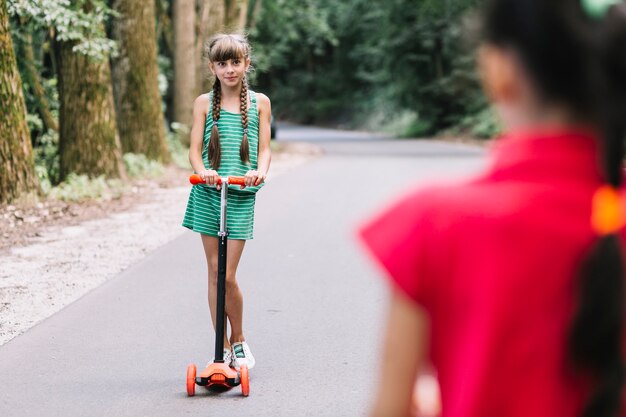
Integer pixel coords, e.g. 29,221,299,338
214,178,229,361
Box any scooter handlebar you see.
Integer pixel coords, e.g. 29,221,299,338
224,177,246,186
189,174,246,186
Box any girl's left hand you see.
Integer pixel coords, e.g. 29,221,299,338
243,170,266,188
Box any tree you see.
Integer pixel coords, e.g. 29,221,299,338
14,26,58,132
54,28,125,180
195,0,225,94
0,0,38,204
250,0,487,135
8,0,126,180
172,0,196,129
7,0,117,60
111,0,171,163
246,0,263,30
225,0,248,30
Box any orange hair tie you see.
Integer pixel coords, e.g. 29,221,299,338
591,185,625,235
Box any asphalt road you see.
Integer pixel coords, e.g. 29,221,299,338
0,124,485,417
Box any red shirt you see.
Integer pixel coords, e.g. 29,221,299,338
359,129,617,417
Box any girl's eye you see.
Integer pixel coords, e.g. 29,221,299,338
233,60,241,65
217,62,225,66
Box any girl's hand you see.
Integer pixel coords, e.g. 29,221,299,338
199,169,221,189
243,170,266,188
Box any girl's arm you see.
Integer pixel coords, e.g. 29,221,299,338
245,93,272,187
188,95,219,186
370,289,430,417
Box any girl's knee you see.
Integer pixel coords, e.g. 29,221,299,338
209,272,237,290
208,260,218,275
225,273,239,288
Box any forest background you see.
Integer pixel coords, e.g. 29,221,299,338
0,0,497,206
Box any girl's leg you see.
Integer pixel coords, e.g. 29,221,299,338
223,239,246,344
201,235,248,347
201,235,229,350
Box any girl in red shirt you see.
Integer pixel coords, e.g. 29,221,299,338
360,1,626,416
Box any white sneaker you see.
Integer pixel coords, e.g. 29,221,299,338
231,341,255,370
210,349,233,367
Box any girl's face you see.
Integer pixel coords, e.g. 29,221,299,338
210,56,250,88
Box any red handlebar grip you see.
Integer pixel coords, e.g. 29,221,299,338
189,174,246,186
227,177,246,185
189,174,203,185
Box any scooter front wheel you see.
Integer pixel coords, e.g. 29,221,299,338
240,365,250,397
187,364,197,396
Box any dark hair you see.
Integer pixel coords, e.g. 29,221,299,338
206,34,251,170
483,1,626,416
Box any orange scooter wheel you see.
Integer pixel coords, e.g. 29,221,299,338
187,364,197,397
240,365,250,397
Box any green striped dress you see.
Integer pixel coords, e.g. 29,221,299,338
182,91,263,240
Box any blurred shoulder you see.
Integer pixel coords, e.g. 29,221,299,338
398,181,474,210
392,185,455,220
389,177,492,227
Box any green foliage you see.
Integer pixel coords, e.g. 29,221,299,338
33,130,60,187
25,112,43,132
7,0,117,59
251,0,341,123
251,0,492,137
122,153,165,179
35,164,51,195
48,173,124,201
33,132,136,201
157,54,171,98
168,123,191,169
383,111,435,138
9,13,59,142
457,107,502,138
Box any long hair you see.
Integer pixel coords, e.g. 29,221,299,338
483,1,626,416
205,33,252,170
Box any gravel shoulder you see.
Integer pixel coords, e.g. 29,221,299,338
0,142,322,346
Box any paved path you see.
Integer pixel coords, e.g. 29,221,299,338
0,125,485,417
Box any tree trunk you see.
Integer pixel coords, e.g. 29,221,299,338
111,0,171,163
237,0,249,30
19,31,58,132
54,37,126,181
155,0,174,123
195,0,227,94
0,1,38,204
195,0,211,94
225,0,248,31
173,0,196,131
246,0,262,30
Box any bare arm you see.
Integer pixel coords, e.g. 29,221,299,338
370,290,430,417
188,95,209,173
188,94,219,186
244,92,272,187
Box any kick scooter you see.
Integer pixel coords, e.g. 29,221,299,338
186,174,250,397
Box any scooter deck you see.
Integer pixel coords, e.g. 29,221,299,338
196,362,241,388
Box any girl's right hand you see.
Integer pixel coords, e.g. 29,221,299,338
199,169,220,189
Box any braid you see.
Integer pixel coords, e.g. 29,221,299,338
568,4,626,417
239,77,250,164
208,79,222,170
